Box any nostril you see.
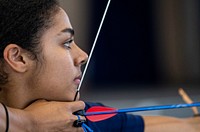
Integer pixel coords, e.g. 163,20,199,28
81,59,87,65
80,53,88,65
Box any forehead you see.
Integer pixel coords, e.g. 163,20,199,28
44,7,72,35
40,8,73,41
52,8,73,33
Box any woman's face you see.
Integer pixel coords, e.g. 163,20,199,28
29,8,88,101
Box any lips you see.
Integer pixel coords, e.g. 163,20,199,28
74,75,82,85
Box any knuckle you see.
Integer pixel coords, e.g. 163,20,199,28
78,101,85,108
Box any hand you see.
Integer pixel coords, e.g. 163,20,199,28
24,100,85,132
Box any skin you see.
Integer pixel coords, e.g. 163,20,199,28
1,8,88,108
0,100,86,132
26,8,87,103
0,7,87,132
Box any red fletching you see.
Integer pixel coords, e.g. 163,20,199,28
86,106,117,122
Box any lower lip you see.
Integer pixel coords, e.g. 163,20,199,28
74,78,81,85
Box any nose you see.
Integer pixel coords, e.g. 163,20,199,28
73,44,88,66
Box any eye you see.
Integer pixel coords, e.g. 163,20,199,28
63,39,73,49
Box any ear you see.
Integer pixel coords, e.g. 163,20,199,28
3,44,30,73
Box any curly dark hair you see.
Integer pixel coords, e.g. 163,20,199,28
0,0,60,84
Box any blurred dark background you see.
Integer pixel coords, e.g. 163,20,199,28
89,0,200,87
90,0,157,86
60,0,200,117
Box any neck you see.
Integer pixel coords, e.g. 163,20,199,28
0,85,32,109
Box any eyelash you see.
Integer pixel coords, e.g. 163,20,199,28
63,39,73,49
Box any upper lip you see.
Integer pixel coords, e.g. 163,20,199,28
75,73,82,80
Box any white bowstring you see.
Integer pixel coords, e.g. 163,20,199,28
76,0,111,93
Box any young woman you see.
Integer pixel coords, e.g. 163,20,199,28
0,0,86,131
0,0,199,131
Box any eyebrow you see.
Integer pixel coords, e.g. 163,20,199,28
59,28,75,36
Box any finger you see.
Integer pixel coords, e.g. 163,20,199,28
75,127,84,132
32,99,47,103
25,99,48,108
73,115,86,127
70,101,85,112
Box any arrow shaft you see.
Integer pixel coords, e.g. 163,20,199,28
85,102,200,116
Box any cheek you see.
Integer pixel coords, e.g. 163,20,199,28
33,47,76,99
44,50,74,73
31,63,75,101
40,58,75,95
44,58,74,84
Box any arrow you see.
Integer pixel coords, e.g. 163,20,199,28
85,102,200,122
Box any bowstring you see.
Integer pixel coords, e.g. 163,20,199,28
74,0,111,101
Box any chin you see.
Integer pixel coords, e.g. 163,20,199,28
66,93,80,101
45,95,74,102
47,91,80,101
